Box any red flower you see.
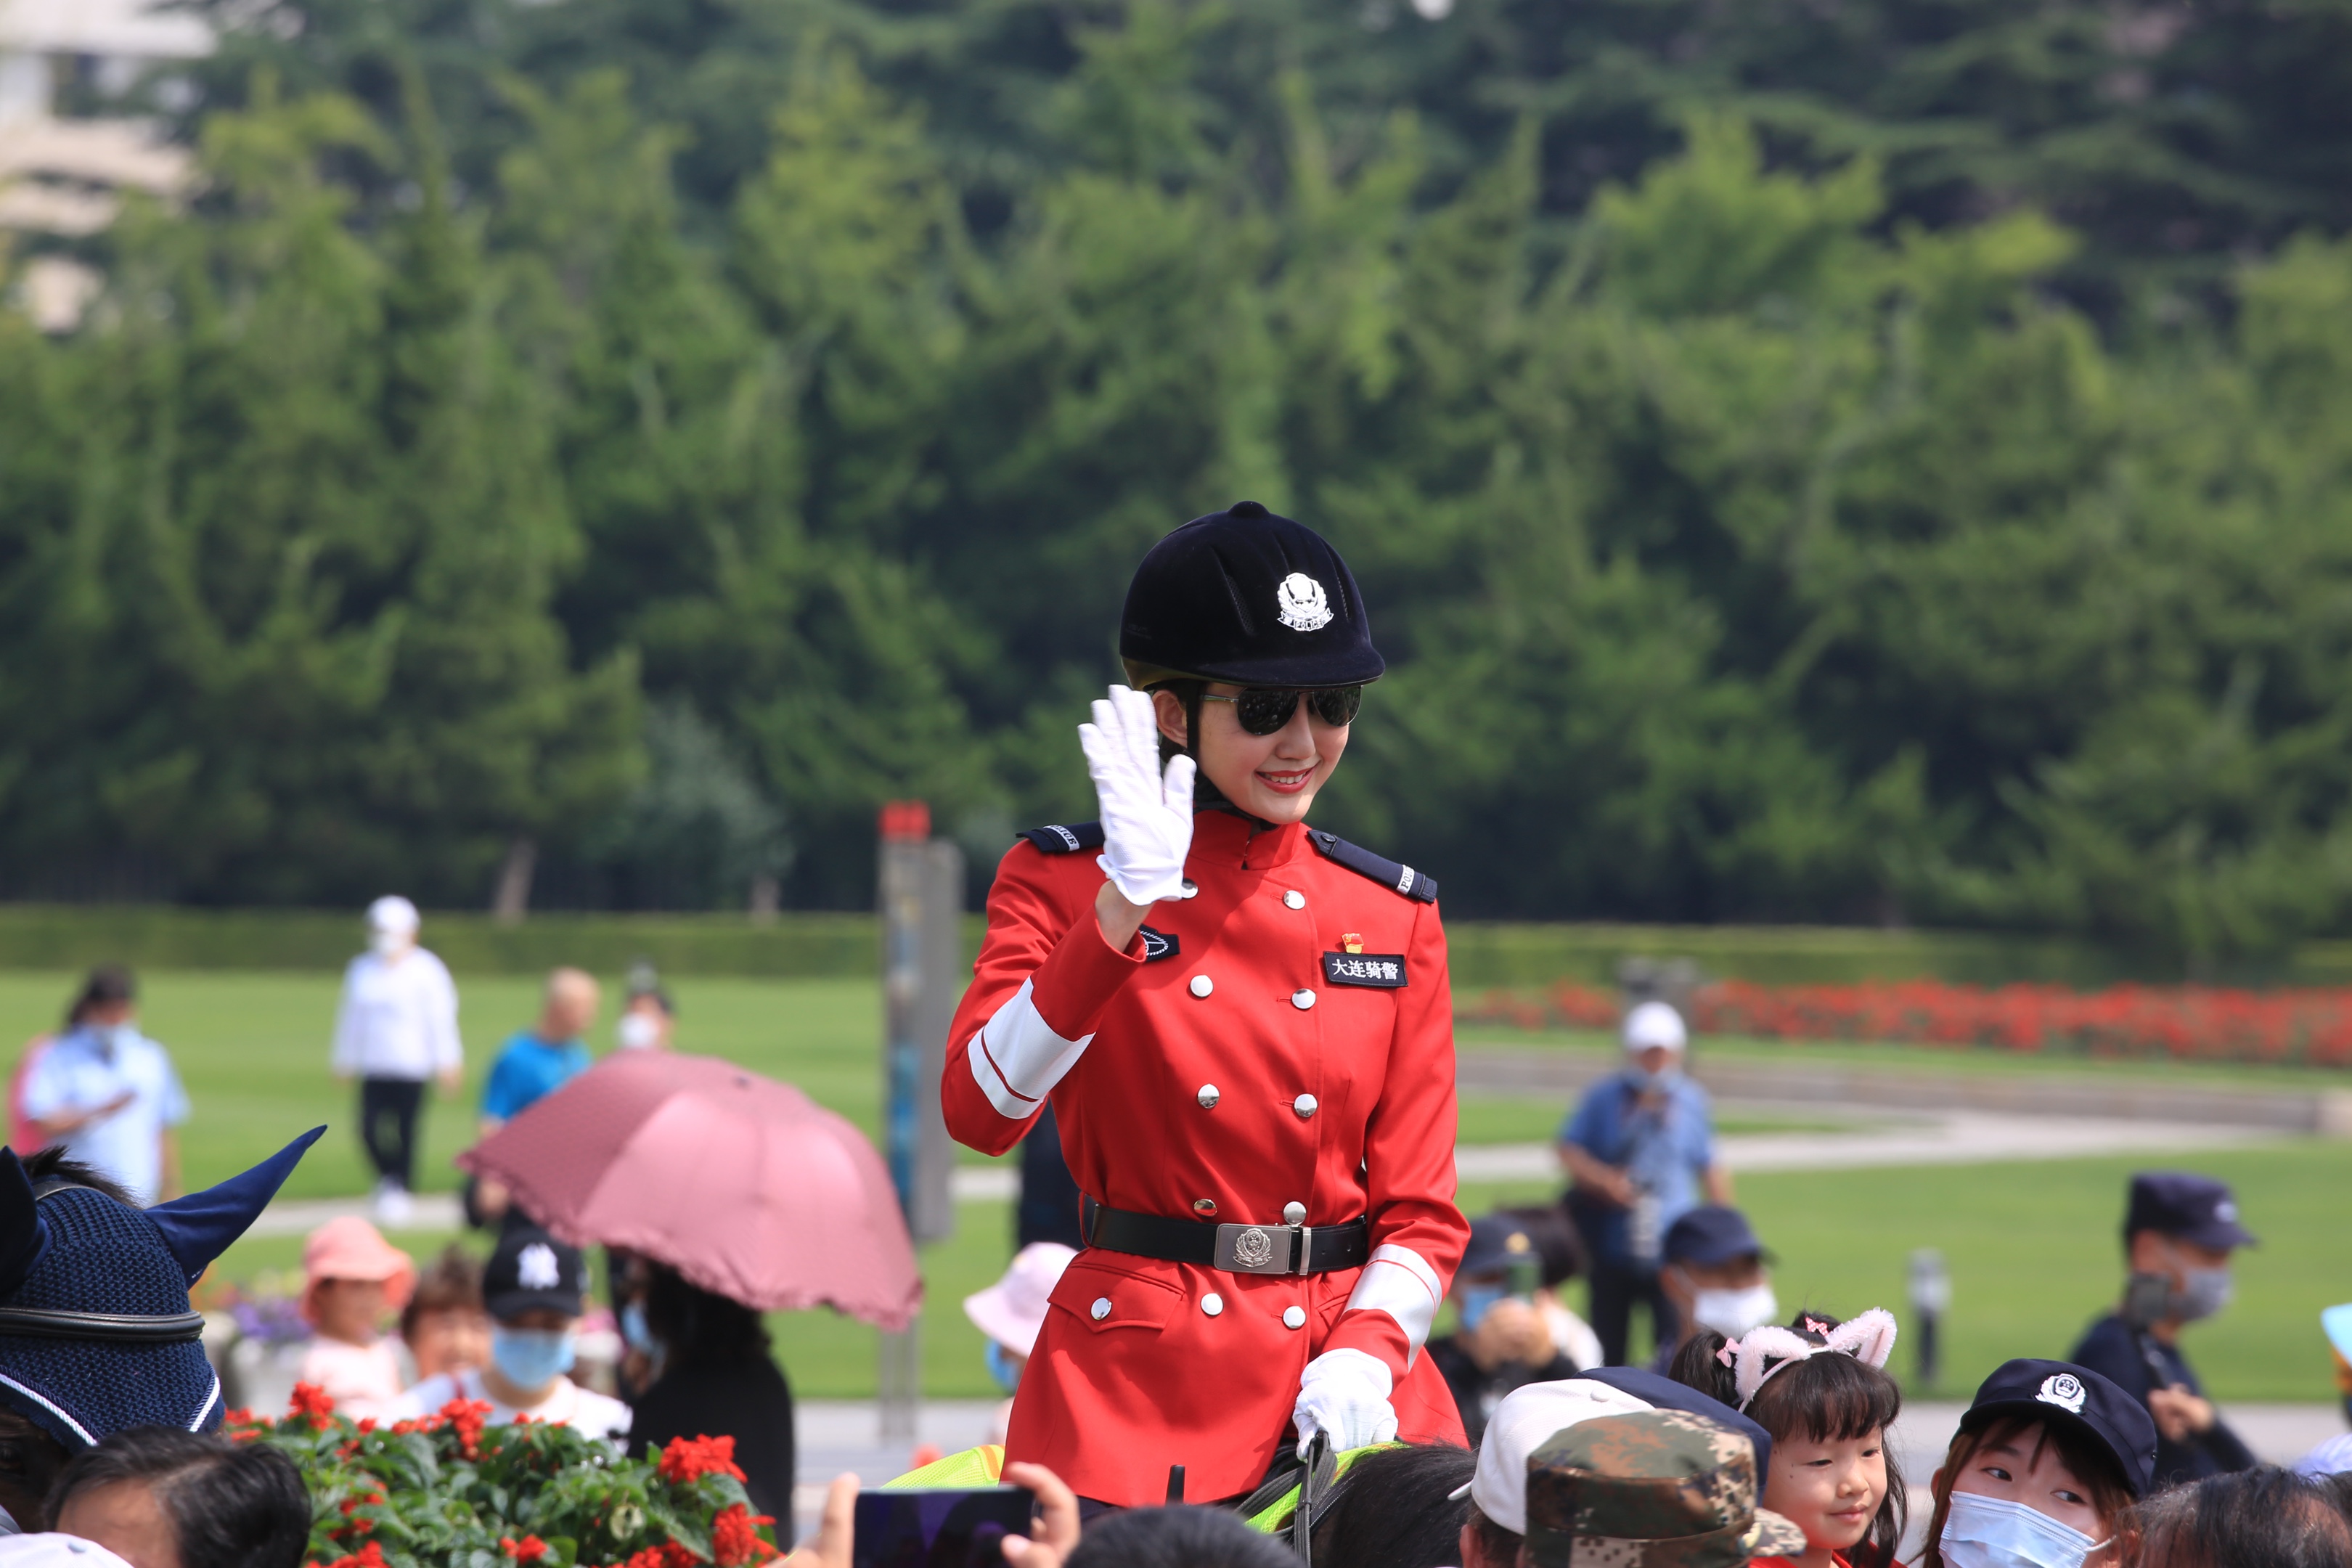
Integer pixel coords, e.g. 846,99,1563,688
709,1503,776,1567
437,1396,493,1459
289,1381,338,1424
319,1545,388,1568
502,1536,550,1562
658,1434,746,1485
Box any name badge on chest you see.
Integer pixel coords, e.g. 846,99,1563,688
1138,926,1180,962
1322,952,1406,987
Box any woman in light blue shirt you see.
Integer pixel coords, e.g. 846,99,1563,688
23,967,189,1204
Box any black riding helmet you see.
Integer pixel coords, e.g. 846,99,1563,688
1119,504,1383,808
1119,502,1384,690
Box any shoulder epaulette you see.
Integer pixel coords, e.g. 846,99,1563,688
1307,829,1437,903
1016,821,1106,854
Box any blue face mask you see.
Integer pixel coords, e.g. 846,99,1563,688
985,1340,1024,1393
491,1326,577,1392
620,1302,658,1356
1458,1281,1507,1333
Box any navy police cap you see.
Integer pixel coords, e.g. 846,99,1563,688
1662,1204,1770,1268
1458,1214,1540,1279
1961,1358,2158,1498
2123,1172,2258,1250
1119,502,1384,689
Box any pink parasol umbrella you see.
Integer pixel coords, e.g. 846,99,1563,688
458,1051,921,1330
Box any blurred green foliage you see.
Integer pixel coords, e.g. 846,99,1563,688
9,0,2352,969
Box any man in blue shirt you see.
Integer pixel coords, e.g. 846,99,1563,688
1556,1000,1731,1366
471,968,600,1226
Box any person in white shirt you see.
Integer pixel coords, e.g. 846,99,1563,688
330,896,463,1227
391,1227,629,1442
22,968,189,1205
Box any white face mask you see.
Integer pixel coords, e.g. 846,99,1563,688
1940,1489,2108,1568
616,1011,662,1050
1691,1282,1779,1339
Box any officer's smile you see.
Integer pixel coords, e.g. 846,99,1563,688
1257,765,1318,793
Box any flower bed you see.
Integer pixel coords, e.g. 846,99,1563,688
237,1384,778,1568
1463,979,2352,1066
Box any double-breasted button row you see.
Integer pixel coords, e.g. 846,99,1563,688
1192,1299,1308,1328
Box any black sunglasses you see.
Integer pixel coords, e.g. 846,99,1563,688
1201,685,1363,735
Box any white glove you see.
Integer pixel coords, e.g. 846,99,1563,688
1079,685,1196,906
1291,1348,1397,1457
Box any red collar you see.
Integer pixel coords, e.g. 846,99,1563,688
1189,809,1308,870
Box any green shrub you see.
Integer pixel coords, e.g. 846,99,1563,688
243,1383,777,1568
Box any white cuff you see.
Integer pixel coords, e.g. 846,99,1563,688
966,979,1093,1118
1344,1244,1444,1364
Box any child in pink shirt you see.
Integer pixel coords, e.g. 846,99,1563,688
298,1215,415,1418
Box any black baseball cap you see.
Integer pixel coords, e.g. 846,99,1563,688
483,1227,587,1320
1961,1359,2158,1498
2123,1172,2258,1251
1574,1365,1776,1479
1458,1214,1543,1279
1663,1204,1771,1268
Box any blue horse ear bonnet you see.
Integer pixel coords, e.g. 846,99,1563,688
0,1128,321,1449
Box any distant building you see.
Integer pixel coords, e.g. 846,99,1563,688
0,0,208,329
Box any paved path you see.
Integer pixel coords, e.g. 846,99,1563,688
243,1103,2287,1232
1454,1103,2284,1183
949,1103,2285,1201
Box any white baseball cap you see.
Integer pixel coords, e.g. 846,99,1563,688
962,1241,1077,1357
1622,999,1687,1053
0,1537,136,1568
1450,1378,1655,1534
367,895,421,934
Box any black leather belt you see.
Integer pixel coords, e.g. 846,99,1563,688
1083,1199,1370,1276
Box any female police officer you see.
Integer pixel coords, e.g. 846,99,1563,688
942,502,1469,1507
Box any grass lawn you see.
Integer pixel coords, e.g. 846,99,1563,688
1456,1138,2352,1405
4,971,2345,1402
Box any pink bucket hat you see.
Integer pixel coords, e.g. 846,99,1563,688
301,1215,416,1325
963,1242,1076,1356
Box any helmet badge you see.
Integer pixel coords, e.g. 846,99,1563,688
1275,573,1334,632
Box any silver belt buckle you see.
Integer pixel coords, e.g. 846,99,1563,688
1214,1222,1301,1275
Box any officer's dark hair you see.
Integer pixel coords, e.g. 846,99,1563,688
1138,677,1232,809
49,1425,311,1568
1669,1314,1907,1568
64,965,136,1029
642,1257,771,1369
1915,1416,2136,1568
1304,1442,1474,1568
1063,1504,1297,1568
2118,1466,2352,1567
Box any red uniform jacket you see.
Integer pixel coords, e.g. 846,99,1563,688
942,810,1470,1505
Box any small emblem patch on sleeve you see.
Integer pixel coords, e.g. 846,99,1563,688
1321,952,1406,988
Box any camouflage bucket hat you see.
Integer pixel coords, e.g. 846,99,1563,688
1523,1409,1810,1567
